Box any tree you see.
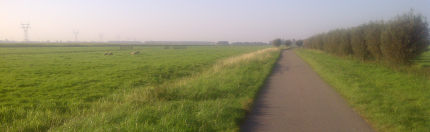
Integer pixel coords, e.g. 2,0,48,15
272,38,282,47
380,10,429,65
365,20,384,60
351,24,371,62
296,40,303,47
338,28,353,56
284,39,292,47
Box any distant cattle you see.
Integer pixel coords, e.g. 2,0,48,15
108,52,113,55
131,51,140,55
103,52,108,55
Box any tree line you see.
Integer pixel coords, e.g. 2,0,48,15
271,39,303,47
303,10,429,66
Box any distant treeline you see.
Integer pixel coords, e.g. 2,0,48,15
144,41,215,44
0,43,124,47
0,43,225,47
303,10,429,66
231,42,268,45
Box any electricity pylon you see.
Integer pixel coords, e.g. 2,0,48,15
99,33,104,42
73,30,79,42
20,21,30,42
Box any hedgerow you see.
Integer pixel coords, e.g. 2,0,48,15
303,10,429,66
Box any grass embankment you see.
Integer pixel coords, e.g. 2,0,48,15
294,49,430,132
52,48,280,131
1,46,280,131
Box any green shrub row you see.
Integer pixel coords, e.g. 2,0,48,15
271,39,304,47
304,10,429,65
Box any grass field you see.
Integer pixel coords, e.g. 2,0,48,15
295,49,430,132
0,45,280,131
419,49,430,67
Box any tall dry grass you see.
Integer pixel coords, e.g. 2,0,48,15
213,48,279,71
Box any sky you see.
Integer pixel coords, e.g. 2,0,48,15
1,0,429,43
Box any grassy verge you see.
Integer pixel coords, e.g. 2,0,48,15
419,49,430,67
294,49,430,132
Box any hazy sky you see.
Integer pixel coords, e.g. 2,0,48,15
1,0,429,42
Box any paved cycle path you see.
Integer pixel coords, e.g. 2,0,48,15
241,50,373,132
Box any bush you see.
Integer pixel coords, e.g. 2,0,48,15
381,10,430,65
296,40,303,47
351,24,371,61
302,9,429,67
323,30,336,54
365,20,385,60
303,37,311,49
314,34,324,51
338,28,354,56
303,37,313,49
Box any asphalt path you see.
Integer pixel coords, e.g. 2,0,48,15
240,49,373,132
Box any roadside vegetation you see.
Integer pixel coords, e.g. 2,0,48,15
303,10,429,66
295,49,430,131
296,9,430,131
0,46,280,131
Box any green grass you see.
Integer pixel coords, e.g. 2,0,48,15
418,49,430,67
0,46,279,131
294,49,430,132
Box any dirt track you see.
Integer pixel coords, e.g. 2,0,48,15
240,50,373,132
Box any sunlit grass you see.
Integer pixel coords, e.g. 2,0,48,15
0,46,279,131
418,49,430,67
51,47,280,131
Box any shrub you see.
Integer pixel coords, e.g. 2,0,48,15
302,9,429,67
365,20,385,60
338,28,354,56
323,30,337,54
296,40,303,47
303,37,312,49
305,36,313,49
315,34,324,51
351,24,371,61
381,10,430,65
